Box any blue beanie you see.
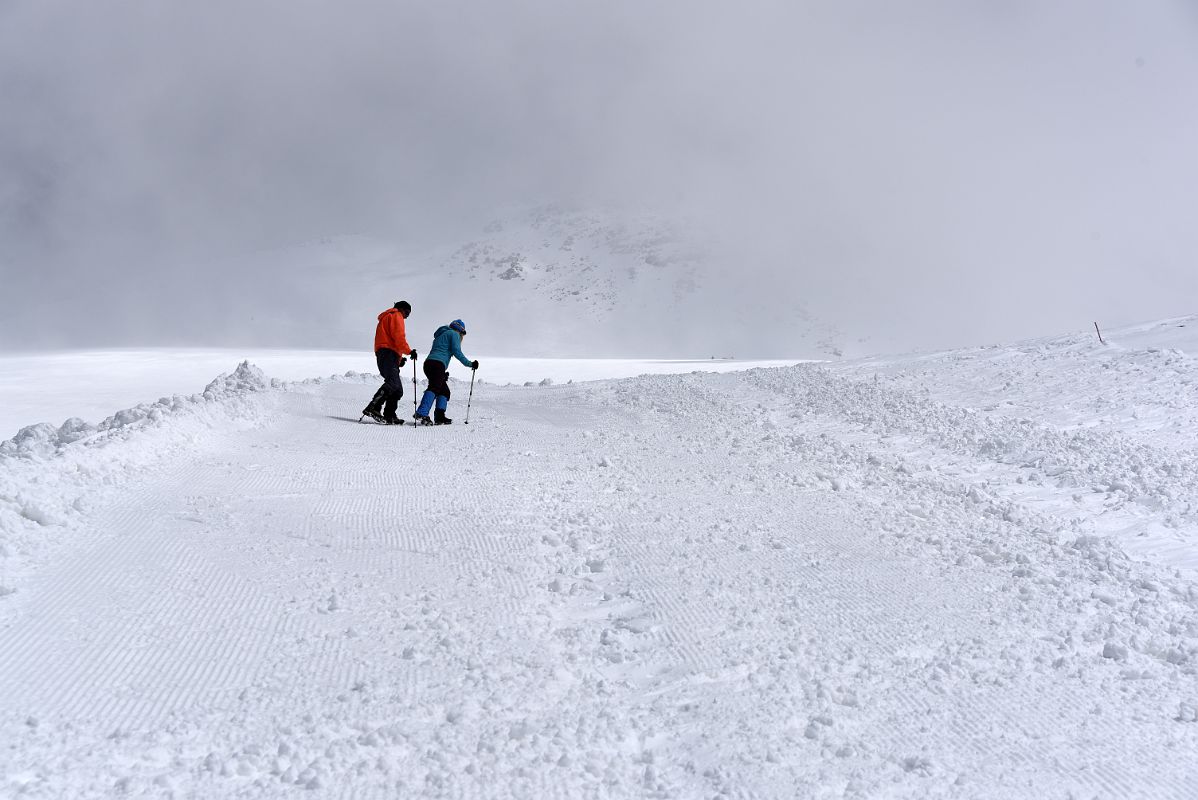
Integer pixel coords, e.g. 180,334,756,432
450,319,467,334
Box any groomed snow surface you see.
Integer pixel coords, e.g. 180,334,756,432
2,318,1198,798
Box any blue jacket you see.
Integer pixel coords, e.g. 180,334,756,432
427,325,473,368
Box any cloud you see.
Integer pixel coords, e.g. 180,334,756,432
2,0,1196,351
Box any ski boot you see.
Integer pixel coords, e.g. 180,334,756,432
382,414,404,425
361,386,387,423
414,413,434,426
434,409,453,425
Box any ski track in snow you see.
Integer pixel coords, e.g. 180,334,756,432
2,332,1198,796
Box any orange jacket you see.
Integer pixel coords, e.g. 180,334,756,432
374,307,412,355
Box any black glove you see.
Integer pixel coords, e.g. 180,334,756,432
409,350,417,361
471,360,479,370
399,357,407,367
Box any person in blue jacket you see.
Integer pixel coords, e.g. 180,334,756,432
415,319,478,425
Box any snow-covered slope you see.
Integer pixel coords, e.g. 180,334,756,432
835,315,1198,569
391,205,843,359
848,316,1198,432
185,205,846,359
2,319,1197,797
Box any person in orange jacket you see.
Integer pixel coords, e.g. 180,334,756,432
361,300,416,424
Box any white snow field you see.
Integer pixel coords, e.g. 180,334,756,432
0,350,800,441
2,318,1198,798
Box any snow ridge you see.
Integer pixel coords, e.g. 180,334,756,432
0,362,274,593
1,362,273,461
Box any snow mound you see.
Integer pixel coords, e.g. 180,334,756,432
0,362,276,592
201,360,273,398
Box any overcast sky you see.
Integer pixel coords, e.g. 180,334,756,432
2,1,1196,352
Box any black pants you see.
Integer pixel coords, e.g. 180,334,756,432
369,348,405,415
424,358,450,400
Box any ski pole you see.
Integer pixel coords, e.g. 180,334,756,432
465,367,477,425
412,356,418,425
